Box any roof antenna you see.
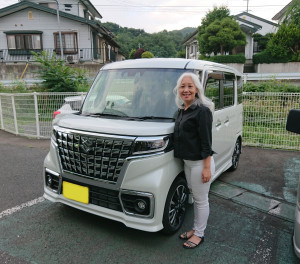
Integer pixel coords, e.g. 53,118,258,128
243,0,249,12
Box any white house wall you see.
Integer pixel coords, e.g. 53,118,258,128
24,0,84,17
245,34,253,59
185,34,199,60
0,8,92,50
25,0,56,7
78,4,85,18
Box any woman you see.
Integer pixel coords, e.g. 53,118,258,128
173,72,215,249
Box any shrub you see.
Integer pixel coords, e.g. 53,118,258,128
198,54,210,60
243,79,300,92
141,51,154,58
32,51,89,92
252,51,290,64
176,49,186,58
0,78,31,93
252,33,274,51
208,54,246,63
129,49,136,59
133,48,146,59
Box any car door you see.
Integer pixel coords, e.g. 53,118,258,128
204,71,236,173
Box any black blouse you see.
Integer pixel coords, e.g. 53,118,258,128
174,103,214,161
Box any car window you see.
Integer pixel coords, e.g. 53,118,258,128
82,68,191,119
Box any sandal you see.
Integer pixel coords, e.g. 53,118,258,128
183,236,204,249
179,231,194,240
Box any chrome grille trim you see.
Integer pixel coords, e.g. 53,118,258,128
53,126,135,184
53,126,136,141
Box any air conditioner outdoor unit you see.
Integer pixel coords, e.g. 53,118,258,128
66,55,77,63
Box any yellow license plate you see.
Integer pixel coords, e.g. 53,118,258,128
63,181,89,204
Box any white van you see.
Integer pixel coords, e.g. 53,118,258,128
44,58,243,234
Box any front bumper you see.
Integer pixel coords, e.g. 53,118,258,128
44,145,182,232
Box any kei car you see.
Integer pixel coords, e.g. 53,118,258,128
44,58,243,234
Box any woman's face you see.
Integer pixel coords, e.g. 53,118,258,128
179,76,198,107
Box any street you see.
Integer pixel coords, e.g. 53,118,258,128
0,130,299,264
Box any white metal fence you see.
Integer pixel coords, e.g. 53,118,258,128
243,92,300,150
0,92,299,151
0,92,86,138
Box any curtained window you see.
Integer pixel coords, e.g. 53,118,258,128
54,32,78,54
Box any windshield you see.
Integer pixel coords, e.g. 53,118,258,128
81,68,191,120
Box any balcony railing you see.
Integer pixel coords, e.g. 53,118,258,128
0,48,118,64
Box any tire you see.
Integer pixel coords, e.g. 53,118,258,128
162,177,188,235
228,138,241,171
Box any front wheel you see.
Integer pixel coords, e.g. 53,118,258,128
228,138,241,171
162,177,188,235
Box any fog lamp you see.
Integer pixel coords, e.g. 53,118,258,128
138,200,146,210
46,175,52,186
135,199,147,213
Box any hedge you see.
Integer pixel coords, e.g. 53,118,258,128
206,54,246,63
243,80,300,93
253,51,290,64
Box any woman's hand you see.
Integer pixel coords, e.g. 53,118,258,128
202,167,211,183
202,156,212,183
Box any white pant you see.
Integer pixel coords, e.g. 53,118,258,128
184,157,215,237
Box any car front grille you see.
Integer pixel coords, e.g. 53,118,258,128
55,130,134,184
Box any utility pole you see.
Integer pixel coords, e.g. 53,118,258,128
55,0,64,58
245,0,249,12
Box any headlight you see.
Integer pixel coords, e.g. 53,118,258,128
132,136,171,155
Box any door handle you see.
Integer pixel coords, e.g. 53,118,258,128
215,121,221,128
224,118,229,124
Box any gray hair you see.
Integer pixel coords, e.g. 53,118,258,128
173,72,214,113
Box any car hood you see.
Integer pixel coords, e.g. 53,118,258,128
54,114,175,136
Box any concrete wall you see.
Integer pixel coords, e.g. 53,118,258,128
1,62,299,81
255,62,300,73
0,63,102,80
222,63,244,74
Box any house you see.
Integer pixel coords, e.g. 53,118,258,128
0,0,124,64
235,12,278,59
183,12,277,61
272,1,293,22
183,30,198,60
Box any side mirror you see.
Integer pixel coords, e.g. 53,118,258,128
286,109,300,134
207,71,224,80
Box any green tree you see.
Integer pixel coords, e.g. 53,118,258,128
102,22,195,59
266,0,300,61
134,48,146,59
141,51,154,58
199,17,246,55
198,6,230,55
253,33,274,51
176,49,186,58
145,31,177,57
32,51,88,92
129,49,136,59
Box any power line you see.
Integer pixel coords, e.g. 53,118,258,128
94,4,286,8
0,1,287,8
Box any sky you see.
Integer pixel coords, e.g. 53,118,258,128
0,0,291,33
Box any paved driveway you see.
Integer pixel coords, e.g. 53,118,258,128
0,130,299,264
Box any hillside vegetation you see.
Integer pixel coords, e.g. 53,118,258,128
102,22,196,59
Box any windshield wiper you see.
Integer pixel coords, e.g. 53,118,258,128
135,116,175,121
83,113,127,118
